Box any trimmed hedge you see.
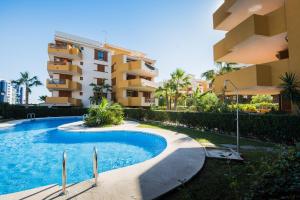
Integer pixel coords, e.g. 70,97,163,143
124,108,300,144
0,103,87,119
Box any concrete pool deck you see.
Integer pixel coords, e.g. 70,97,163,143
0,119,206,200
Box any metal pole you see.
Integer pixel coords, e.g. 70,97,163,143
93,147,98,186
236,90,239,153
62,151,67,195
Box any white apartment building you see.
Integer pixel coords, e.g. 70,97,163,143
46,31,111,107
0,79,25,104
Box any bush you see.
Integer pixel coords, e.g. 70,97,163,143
124,108,300,144
251,94,273,104
196,93,219,112
84,98,123,127
0,103,87,119
246,148,300,199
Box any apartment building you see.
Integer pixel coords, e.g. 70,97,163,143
212,0,300,111
104,44,159,107
0,79,25,104
187,75,209,95
46,32,111,107
46,32,158,107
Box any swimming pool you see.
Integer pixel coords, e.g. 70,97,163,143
0,117,167,195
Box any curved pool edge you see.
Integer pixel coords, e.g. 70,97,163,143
0,121,206,200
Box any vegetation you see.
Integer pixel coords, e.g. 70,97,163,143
251,94,273,104
0,102,87,119
125,108,300,144
84,98,123,127
195,92,219,112
138,122,299,200
38,95,47,103
89,82,112,105
201,62,240,83
12,71,42,104
280,72,300,113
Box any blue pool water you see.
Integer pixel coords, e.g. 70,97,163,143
0,117,167,195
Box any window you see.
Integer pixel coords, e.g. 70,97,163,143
94,50,107,61
80,62,83,65
80,92,83,96
111,63,116,72
97,78,105,85
80,77,83,80
126,90,138,97
112,78,116,86
97,64,105,72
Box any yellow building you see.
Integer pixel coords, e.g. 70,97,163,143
212,0,300,111
104,44,159,107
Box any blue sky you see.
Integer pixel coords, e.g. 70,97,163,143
0,0,224,103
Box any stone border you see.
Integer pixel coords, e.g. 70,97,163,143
0,119,205,200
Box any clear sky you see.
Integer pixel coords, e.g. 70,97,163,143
0,0,224,103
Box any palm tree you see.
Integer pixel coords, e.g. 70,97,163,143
201,62,240,84
39,95,47,103
170,68,191,110
156,80,173,110
89,82,112,105
280,72,300,113
12,72,42,105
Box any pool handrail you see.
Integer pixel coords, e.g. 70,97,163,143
93,147,98,186
61,151,67,195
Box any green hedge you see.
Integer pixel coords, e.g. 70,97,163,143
124,108,300,144
0,103,87,119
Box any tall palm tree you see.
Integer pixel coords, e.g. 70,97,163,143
170,68,191,110
12,72,42,104
89,82,112,105
280,72,300,113
156,80,173,110
201,62,240,84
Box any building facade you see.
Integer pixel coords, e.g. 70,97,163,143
0,79,25,104
46,32,111,107
212,0,300,111
186,75,209,95
104,44,158,107
46,32,158,107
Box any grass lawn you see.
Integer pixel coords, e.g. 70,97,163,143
138,122,279,200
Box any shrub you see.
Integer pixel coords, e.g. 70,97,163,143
246,148,300,199
0,103,87,119
124,108,300,144
84,98,123,127
251,94,273,104
196,93,219,112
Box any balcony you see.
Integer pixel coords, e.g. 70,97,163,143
46,79,82,91
213,59,288,95
46,97,82,106
47,61,82,75
214,6,287,64
128,60,158,77
119,97,156,107
48,43,82,60
121,78,158,91
213,0,284,31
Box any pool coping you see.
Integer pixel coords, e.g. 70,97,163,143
0,118,206,200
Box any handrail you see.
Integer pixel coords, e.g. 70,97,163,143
26,113,35,119
61,151,67,195
47,79,67,84
93,147,98,186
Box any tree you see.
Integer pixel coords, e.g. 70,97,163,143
156,80,173,110
12,72,42,104
170,68,191,110
39,95,47,103
201,62,240,83
280,72,300,113
89,82,112,105
196,92,219,112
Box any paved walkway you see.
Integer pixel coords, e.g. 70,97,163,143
0,120,206,200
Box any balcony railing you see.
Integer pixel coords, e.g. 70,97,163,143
48,43,82,59
46,79,82,91
144,98,155,104
48,79,66,84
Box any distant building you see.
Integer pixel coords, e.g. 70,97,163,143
187,74,210,95
0,79,25,104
